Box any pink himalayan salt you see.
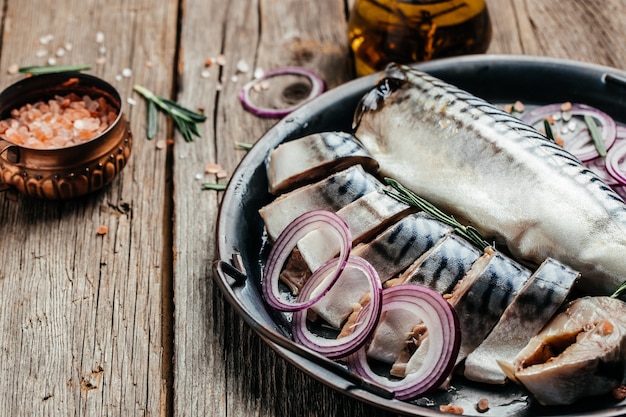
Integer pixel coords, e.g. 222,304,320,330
0,92,117,149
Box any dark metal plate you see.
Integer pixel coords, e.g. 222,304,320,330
214,55,626,416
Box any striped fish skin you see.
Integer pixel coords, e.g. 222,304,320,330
463,258,579,384
259,165,381,241
448,251,532,363
353,63,626,295
351,212,453,283
297,190,412,271
398,234,481,295
266,131,378,194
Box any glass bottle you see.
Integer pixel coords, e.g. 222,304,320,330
348,0,492,76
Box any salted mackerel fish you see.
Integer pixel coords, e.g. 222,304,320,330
262,131,578,389
354,64,626,296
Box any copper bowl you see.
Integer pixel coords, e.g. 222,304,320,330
0,72,132,199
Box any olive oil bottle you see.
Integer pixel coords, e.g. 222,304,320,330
348,0,492,76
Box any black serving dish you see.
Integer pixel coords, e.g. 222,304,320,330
214,55,626,416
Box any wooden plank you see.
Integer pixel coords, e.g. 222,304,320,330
0,0,178,415
171,0,396,416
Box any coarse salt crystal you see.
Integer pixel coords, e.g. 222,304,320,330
47,57,57,66
195,173,203,180
201,69,211,79
127,97,137,106
7,64,18,75
39,34,54,45
231,75,238,83
65,42,73,51
115,74,122,81
96,31,105,44
96,57,107,66
122,68,132,78
35,49,48,58
253,67,264,79
98,46,107,55
56,48,66,57
236,59,250,73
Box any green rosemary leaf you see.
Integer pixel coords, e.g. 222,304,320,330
611,280,626,299
133,84,206,141
18,64,92,75
584,115,607,157
235,141,253,150
161,98,207,122
202,183,227,191
147,100,158,140
384,177,490,250
543,119,556,143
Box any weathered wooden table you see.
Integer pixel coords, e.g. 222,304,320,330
0,1,625,416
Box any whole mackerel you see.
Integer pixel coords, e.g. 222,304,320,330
353,64,626,295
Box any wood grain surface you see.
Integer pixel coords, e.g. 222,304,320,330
0,0,624,416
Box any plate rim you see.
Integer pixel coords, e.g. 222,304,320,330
214,54,626,417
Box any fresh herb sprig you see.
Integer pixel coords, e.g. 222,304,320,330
384,177,490,250
18,64,92,75
584,115,607,157
133,85,207,142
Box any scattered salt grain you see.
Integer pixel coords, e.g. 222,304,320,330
95,31,105,44
56,48,66,57
231,75,238,83
253,67,264,79
39,34,54,45
201,69,211,79
96,57,107,66
7,64,18,75
236,59,250,74
115,74,122,81
98,46,107,55
35,49,48,58
47,57,57,66
121,68,132,78
127,97,137,106
64,42,73,51
146,60,153,68
215,54,226,66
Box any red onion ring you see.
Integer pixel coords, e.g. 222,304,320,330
262,210,351,312
238,66,325,118
345,285,460,401
292,256,383,359
521,103,617,161
606,140,626,186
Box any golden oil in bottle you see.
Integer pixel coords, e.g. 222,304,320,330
348,0,492,76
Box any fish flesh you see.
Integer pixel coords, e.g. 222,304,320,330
259,165,381,241
463,258,579,384
353,63,626,296
507,296,626,405
266,131,378,195
296,189,411,271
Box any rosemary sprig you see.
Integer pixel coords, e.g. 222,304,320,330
384,177,490,250
543,119,556,143
18,64,92,75
584,115,607,157
202,183,227,191
235,141,253,150
133,85,207,142
611,281,626,299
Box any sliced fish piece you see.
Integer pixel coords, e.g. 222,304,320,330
510,296,626,405
259,165,382,241
447,250,532,364
350,212,453,283
353,63,626,295
463,258,579,384
297,190,412,271
397,234,482,295
266,131,378,194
